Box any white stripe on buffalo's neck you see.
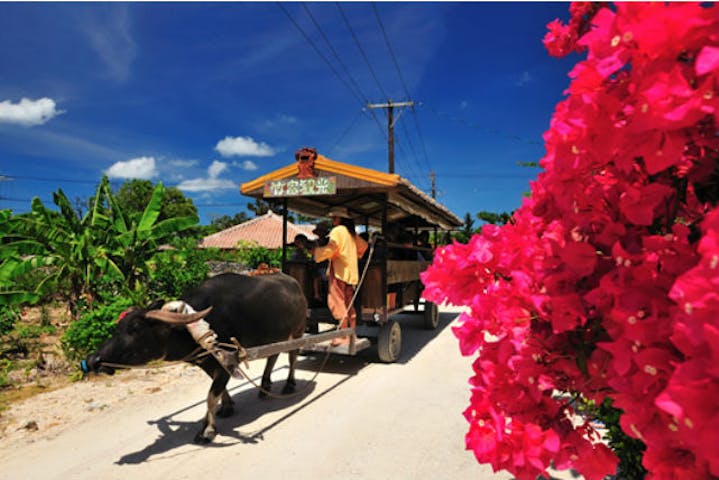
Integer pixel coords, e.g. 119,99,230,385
162,301,216,345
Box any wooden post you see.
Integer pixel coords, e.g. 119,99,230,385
282,198,288,273
367,100,414,174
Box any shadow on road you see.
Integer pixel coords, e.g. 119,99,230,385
114,308,461,465
115,361,362,465
392,310,458,364
298,309,459,368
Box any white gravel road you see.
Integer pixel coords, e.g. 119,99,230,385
0,307,529,480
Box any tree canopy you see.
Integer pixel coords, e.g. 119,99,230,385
115,179,198,221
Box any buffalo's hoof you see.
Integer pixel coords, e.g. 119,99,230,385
194,432,215,444
281,383,296,395
194,426,216,444
258,388,271,400
217,403,234,418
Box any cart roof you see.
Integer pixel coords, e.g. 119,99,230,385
240,154,462,230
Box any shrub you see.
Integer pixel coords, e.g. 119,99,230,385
234,241,282,269
0,306,17,337
61,298,133,361
148,247,212,299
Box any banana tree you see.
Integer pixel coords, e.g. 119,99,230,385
0,176,198,316
0,179,123,314
101,178,199,293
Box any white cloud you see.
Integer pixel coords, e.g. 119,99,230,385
168,159,198,168
215,136,275,157
177,160,236,193
105,156,158,179
208,160,228,179
0,97,63,127
263,114,297,129
81,5,136,82
176,177,236,192
232,160,258,171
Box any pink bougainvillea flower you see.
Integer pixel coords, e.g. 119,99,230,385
696,45,719,76
618,183,674,226
543,19,576,57
559,241,598,278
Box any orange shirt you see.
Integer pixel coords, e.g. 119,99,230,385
314,225,367,285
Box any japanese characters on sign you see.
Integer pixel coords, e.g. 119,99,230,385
264,176,336,197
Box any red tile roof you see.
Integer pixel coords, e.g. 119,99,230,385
199,211,317,250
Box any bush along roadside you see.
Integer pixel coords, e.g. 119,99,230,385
61,298,133,363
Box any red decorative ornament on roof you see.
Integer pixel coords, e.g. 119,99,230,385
295,146,318,179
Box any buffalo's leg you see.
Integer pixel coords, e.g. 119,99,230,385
282,349,298,394
259,354,278,399
196,360,234,418
217,389,234,417
195,371,229,444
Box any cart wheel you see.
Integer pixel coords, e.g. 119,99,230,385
377,319,401,363
423,301,439,330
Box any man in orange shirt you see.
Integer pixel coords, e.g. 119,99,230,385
313,206,368,345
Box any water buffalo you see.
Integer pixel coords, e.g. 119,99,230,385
83,272,307,443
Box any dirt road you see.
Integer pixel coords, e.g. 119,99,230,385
0,307,516,480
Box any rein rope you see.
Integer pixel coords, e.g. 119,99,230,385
96,346,212,371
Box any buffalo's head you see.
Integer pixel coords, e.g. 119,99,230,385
82,301,212,376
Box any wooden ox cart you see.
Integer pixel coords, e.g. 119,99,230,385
240,149,462,362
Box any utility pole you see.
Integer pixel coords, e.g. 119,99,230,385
430,171,436,198
367,100,414,174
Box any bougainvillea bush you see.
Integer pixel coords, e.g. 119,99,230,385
422,3,719,479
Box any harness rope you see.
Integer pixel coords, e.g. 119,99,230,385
223,234,377,400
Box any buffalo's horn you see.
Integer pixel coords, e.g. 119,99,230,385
145,306,213,324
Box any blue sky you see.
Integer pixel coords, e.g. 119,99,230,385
0,2,578,225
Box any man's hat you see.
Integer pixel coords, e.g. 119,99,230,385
327,206,351,219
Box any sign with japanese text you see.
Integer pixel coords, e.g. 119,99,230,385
264,176,336,197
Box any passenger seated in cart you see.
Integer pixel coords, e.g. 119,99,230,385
290,234,322,305
312,222,331,304
384,223,415,260
312,206,368,346
415,230,433,261
290,234,312,261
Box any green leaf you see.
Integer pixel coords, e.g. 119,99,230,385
138,182,164,232
0,291,40,306
0,239,47,259
151,215,198,239
53,189,80,231
102,177,129,234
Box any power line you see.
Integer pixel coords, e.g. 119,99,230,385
297,2,389,153
372,3,411,103
330,108,364,152
372,2,432,176
419,101,543,146
278,2,388,148
433,172,538,178
280,1,428,190
336,2,389,102
0,196,51,203
1,174,123,185
276,2,366,107
398,117,420,171
301,3,370,106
